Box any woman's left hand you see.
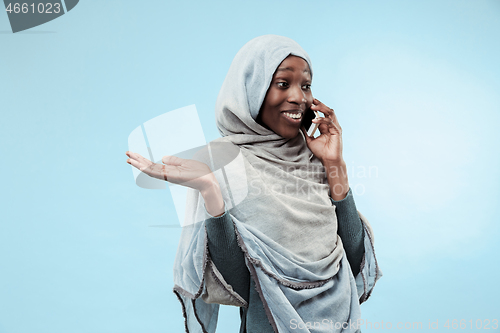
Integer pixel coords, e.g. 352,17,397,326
300,98,344,165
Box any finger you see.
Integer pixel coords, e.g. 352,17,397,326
312,117,335,128
137,154,154,166
313,117,341,135
312,101,341,130
313,106,334,119
127,158,145,171
127,151,153,165
311,98,334,118
330,109,341,128
126,151,142,160
140,162,157,172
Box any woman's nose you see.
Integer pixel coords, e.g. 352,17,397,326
287,85,307,104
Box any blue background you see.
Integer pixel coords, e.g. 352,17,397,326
1,0,499,332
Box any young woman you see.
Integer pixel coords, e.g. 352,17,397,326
126,35,381,333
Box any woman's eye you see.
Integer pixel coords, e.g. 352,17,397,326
302,84,312,90
277,82,289,88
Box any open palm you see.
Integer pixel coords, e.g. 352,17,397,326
126,151,215,192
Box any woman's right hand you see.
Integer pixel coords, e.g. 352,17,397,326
125,151,218,193
126,151,226,217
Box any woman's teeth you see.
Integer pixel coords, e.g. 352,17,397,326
283,112,302,119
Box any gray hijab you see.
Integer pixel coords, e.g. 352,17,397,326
173,35,382,333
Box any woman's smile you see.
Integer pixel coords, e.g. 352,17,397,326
281,110,304,123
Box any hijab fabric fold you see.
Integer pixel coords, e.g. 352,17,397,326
173,35,382,333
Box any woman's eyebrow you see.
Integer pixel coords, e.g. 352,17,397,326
276,67,310,74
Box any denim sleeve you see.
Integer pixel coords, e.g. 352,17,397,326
331,188,365,276
204,205,250,303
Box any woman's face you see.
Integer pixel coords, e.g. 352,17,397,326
257,55,313,139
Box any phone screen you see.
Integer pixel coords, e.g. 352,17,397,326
302,107,315,131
